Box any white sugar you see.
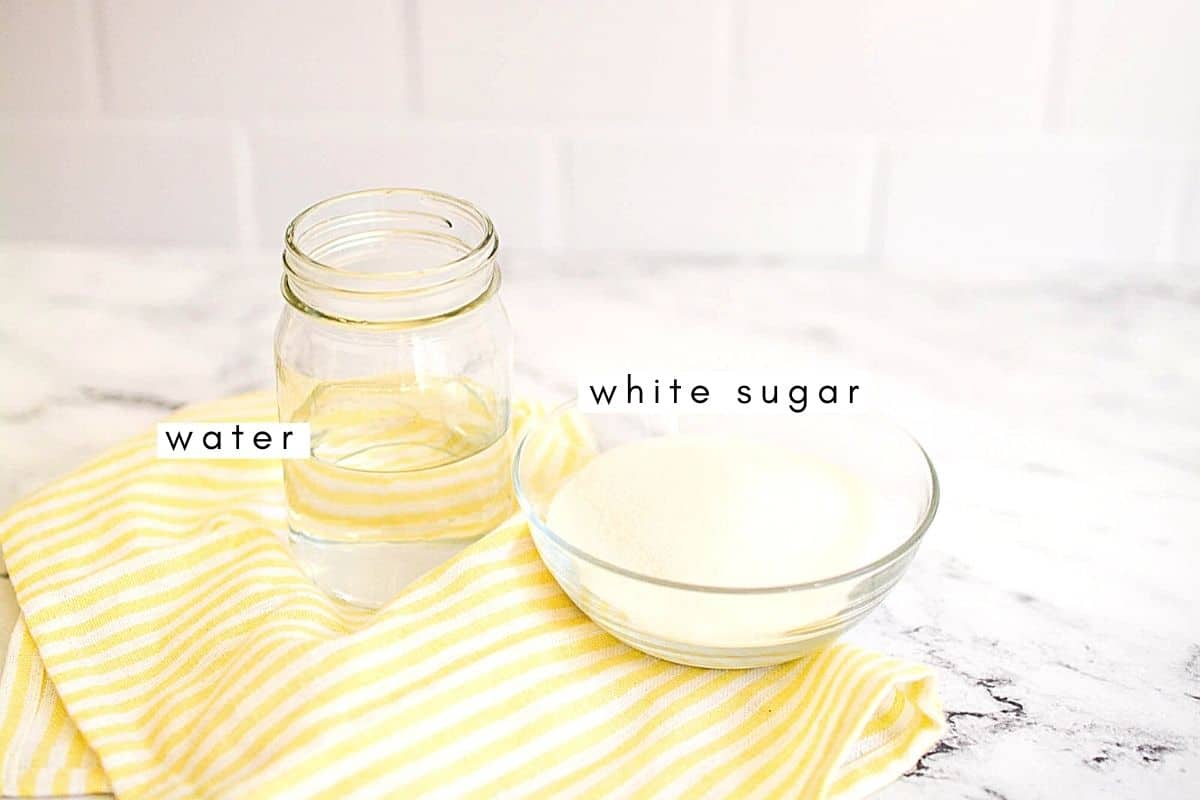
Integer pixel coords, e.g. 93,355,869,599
547,433,877,588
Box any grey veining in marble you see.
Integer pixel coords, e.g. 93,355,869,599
0,244,1197,798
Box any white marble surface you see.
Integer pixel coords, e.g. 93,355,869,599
1,244,1197,798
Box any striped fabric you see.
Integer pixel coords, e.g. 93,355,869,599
0,392,944,799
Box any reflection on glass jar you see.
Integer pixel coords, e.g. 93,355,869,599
274,189,513,608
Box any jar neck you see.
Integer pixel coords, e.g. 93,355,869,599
282,188,499,324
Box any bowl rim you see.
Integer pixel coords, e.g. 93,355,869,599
512,401,940,595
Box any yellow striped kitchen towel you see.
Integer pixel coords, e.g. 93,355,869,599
0,392,944,799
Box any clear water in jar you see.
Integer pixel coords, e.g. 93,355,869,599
279,370,511,607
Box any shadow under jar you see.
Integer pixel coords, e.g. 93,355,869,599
275,189,513,608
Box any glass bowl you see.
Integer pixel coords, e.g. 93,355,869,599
512,403,939,669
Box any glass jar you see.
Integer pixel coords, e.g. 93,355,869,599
275,188,513,608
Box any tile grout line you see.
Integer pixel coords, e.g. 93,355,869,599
230,123,260,252
74,0,105,114
539,133,566,253
402,0,424,115
865,142,891,268
710,0,736,121
1042,0,1074,132
725,0,748,120
1160,161,1198,265
554,137,574,253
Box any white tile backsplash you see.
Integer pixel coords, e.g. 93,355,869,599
1059,0,1200,137
98,0,406,116
0,0,1197,267
884,142,1187,267
248,123,551,250
0,120,240,246
1177,166,1200,266
564,132,873,255
417,0,719,120
742,0,1054,132
0,0,96,113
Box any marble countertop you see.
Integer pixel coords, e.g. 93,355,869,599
1,244,1197,798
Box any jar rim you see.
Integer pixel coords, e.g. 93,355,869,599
279,267,503,329
283,187,499,281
